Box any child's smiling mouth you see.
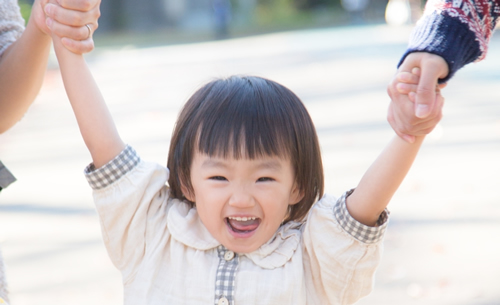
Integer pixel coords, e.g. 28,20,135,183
225,216,261,237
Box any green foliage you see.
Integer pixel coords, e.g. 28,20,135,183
253,0,345,29
294,0,342,9
255,0,305,27
18,0,33,23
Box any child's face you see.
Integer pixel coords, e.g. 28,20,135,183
184,151,303,253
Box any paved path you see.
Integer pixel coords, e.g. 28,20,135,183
0,24,499,304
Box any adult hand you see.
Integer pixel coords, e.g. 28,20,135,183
31,0,101,54
387,52,449,142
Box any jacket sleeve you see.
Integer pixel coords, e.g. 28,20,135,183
84,145,172,283
0,0,25,56
302,190,389,305
399,0,500,82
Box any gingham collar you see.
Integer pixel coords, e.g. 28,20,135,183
167,199,303,269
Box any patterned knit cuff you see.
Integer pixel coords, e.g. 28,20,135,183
0,161,16,191
84,145,141,190
333,189,389,244
398,12,481,83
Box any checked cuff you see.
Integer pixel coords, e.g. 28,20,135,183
84,145,140,190
333,189,389,244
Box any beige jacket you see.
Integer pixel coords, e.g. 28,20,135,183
86,146,388,305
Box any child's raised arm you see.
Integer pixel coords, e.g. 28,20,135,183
52,36,125,168
346,74,444,226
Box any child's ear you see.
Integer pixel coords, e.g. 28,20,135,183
181,184,195,202
289,184,304,206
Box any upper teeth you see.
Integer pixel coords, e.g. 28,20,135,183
228,216,256,221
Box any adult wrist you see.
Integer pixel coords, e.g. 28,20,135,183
398,13,481,83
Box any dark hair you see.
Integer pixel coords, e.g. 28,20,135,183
167,75,324,223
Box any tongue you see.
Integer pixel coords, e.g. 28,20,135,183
228,219,259,232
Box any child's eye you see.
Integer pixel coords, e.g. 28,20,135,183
257,177,274,182
209,176,227,181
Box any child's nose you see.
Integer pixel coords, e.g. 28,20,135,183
228,187,255,208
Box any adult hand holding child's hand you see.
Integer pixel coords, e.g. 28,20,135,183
33,0,100,54
387,52,448,143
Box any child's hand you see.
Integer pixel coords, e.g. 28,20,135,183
395,68,446,102
388,68,445,142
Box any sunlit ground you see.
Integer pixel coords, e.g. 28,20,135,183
0,24,499,304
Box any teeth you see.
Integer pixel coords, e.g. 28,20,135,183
228,216,256,221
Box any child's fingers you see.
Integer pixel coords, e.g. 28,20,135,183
409,114,442,135
408,91,416,103
438,83,447,90
397,71,420,84
410,91,445,134
396,82,418,94
411,67,421,76
434,91,445,109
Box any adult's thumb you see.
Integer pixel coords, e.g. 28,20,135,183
415,77,438,119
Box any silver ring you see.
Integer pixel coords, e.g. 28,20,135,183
85,24,92,39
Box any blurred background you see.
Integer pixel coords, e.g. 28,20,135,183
18,0,424,45
1,1,500,305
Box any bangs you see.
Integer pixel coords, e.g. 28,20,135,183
194,77,296,159
168,75,324,223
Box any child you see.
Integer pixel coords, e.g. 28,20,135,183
51,28,443,304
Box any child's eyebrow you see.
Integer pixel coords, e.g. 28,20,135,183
256,160,283,170
200,159,283,170
201,159,228,169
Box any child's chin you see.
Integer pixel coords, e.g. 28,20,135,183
224,243,260,254
222,237,263,254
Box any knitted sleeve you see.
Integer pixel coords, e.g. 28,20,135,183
399,0,500,82
0,0,25,56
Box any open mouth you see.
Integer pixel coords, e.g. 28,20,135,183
225,216,261,236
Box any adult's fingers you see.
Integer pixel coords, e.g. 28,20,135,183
56,0,100,12
46,17,96,41
31,0,52,35
61,36,95,54
414,54,448,118
45,2,100,27
414,64,440,118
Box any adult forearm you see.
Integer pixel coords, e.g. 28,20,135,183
0,17,51,133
